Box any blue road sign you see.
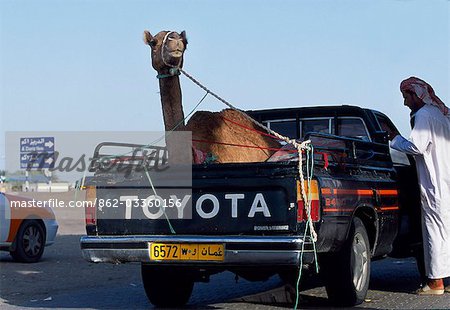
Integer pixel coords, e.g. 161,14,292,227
20,152,55,169
20,137,55,153
20,137,55,170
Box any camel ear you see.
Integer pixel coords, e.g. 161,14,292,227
143,30,154,46
180,30,188,46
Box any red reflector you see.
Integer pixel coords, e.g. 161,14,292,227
84,186,97,226
297,200,320,222
297,180,320,222
85,205,96,226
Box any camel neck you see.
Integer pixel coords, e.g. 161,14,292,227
158,75,186,131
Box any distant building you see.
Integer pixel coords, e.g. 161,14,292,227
7,175,49,183
22,182,70,192
4,174,69,192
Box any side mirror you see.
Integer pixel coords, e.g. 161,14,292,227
372,131,389,144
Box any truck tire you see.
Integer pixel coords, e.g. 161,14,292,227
321,217,370,306
10,220,46,263
141,264,194,308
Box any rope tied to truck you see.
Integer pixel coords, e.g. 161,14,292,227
174,67,320,310
159,36,317,229
179,67,318,242
158,50,321,243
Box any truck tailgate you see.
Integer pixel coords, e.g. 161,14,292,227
94,163,300,235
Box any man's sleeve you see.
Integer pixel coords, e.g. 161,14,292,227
390,135,421,155
390,111,432,155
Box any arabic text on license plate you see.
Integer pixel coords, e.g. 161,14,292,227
149,243,224,261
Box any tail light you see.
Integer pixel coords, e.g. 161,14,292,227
84,186,97,226
297,180,320,222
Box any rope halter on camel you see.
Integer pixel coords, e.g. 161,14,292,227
157,31,182,79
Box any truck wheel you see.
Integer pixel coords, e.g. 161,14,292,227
321,217,370,306
10,220,46,263
141,264,194,308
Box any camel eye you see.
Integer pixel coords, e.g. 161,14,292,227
149,39,157,47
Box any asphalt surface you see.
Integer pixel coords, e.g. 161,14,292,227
1,192,449,309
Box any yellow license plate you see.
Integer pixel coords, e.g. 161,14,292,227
149,243,224,261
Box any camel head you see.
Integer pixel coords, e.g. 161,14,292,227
143,30,188,73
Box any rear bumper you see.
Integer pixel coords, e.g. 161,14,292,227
80,235,314,266
44,219,58,246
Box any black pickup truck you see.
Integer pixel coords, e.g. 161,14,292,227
80,105,421,307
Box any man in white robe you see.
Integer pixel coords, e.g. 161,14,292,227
388,77,450,295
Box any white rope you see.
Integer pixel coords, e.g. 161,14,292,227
157,33,317,240
179,68,317,242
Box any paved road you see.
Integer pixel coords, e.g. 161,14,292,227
1,197,449,309
2,234,449,309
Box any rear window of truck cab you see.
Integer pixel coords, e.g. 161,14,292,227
264,117,370,141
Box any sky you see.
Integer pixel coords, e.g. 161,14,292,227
0,0,449,172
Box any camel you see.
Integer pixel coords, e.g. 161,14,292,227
143,30,281,163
